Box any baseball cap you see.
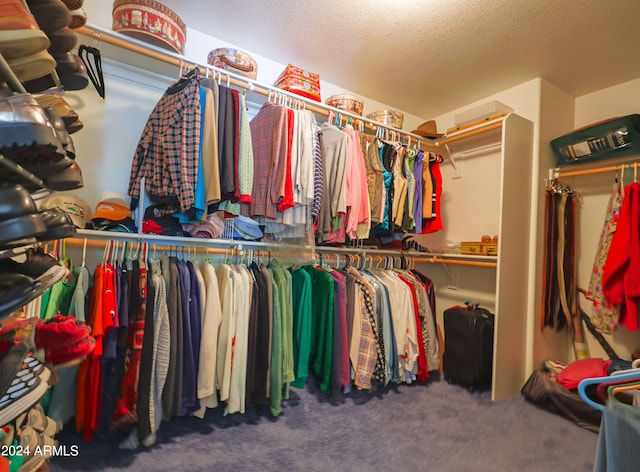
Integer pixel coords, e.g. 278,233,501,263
232,215,263,240
42,194,91,228
90,190,132,222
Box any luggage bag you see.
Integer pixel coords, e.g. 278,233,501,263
442,305,494,392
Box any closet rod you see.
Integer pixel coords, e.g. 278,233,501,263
436,120,503,146
316,248,496,268
63,236,495,267
413,257,496,268
553,162,636,179
63,236,315,260
317,253,498,268
74,24,440,152
316,244,496,264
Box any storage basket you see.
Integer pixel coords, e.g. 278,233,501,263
326,94,364,116
366,109,404,129
207,48,257,80
551,114,640,166
112,0,186,55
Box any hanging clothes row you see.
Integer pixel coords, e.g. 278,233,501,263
54,242,440,446
125,67,445,246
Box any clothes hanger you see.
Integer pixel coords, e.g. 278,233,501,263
100,239,111,267
605,381,640,410
577,369,640,411
610,366,640,377
595,375,640,402
78,33,106,99
609,381,640,397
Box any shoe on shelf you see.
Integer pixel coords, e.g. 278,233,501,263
67,7,86,29
28,156,75,183
0,156,47,196
46,27,77,58
0,0,50,59
0,183,46,249
0,345,51,426
65,117,83,134
0,93,64,168
0,273,46,321
17,425,57,471
0,247,69,291
16,404,59,437
24,0,71,34
4,50,56,83
36,208,77,241
42,160,83,191
47,52,71,76
60,0,82,10
42,107,75,159
34,92,78,129
41,193,88,229
24,54,88,93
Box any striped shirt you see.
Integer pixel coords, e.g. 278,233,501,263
311,128,324,225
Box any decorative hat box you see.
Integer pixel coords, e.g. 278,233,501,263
274,64,321,102
208,48,258,80
112,0,186,55
367,109,404,129
326,94,364,116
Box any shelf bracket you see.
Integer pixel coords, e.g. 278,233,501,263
444,143,458,171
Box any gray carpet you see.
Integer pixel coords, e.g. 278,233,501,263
49,377,597,472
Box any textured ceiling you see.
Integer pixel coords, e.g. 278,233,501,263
152,0,640,119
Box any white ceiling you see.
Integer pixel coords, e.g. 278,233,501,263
152,0,640,119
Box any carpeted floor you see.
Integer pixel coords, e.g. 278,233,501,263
49,377,598,472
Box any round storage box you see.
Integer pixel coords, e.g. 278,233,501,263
112,0,186,55
207,48,258,80
366,109,404,129
326,94,364,116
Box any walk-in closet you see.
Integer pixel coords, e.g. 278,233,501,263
0,1,638,471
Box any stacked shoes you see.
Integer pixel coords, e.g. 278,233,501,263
23,0,89,93
0,246,71,321
0,344,51,428
0,0,56,84
0,90,84,192
15,404,60,471
0,345,54,471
